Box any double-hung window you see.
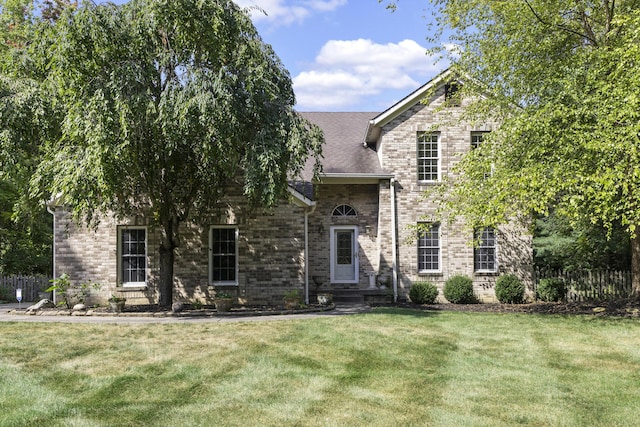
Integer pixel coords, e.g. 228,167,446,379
471,131,492,178
210,226,238,284
120,227,147,287
474,227,497,273
418,223,440,272
417,132,440,182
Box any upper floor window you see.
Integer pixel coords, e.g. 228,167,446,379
417,132,440,182
474,227,497,273
418,223,440,273
471,131,488,149
471,131,493,178
119,227,147,287
210,226,238,284
332,205,357,217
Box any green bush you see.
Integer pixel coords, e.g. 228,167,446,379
495,274,525,304
0,286,8,301
537,278,565,302
409,281,438,304
443,275,476,304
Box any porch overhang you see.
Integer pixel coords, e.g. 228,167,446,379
316,173,394,185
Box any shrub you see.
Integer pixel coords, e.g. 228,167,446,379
495,274,525,304
443,275,475,304
409,281,438,304
537,278,565,302
0,286,8,301
46,274,101,308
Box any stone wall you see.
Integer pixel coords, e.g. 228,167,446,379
52,191,308,306
378,86,532,302
307,183,380,290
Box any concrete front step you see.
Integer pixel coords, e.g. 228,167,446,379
321,288,392,304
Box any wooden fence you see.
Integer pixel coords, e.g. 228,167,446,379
534,269,632,301
0,275,52,302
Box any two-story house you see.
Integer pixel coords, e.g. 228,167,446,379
50,69,532,305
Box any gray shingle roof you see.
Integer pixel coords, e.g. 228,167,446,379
299,112,384,179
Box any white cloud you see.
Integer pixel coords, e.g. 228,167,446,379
293,38,442,111
234,0,346,26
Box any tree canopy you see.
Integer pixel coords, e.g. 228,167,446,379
4,0,322,304
0,0,67,275
389,0,640,290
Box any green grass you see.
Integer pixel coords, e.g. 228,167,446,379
1,309,639,426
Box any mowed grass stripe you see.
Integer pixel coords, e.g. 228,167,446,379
0,310,639,426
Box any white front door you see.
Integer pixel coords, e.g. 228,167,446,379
330,226,359,283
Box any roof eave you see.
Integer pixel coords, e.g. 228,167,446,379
287,186,315,208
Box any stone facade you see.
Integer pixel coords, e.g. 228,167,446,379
377,84,532,302
51,70,532,306
307,183,380,289
53,190,308,306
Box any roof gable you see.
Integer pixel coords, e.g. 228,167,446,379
365,68,458,144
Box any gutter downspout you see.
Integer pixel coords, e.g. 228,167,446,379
304,203,318,305
390,178,398,302
46,205,56,305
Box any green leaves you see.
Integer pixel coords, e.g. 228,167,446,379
37,0,321,228
429,0,640,240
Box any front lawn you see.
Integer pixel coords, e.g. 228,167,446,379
1,309,639,426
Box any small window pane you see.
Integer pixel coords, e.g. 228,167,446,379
471,132,486,150
337,231,352,264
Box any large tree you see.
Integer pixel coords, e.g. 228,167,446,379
23,0,321,306
383,0,640,292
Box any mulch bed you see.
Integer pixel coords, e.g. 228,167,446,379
10,300,640,319
120,299,640,318
383,298,640,318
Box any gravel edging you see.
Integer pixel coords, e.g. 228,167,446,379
6,303,337,318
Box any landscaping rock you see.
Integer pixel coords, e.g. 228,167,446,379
73,303,86,311
26,299,54,312
172,302,184,313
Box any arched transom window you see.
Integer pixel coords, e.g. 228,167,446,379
332,205,357,217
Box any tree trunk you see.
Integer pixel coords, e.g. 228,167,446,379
158,217,180,307
158,243,175,307
632,232,640,296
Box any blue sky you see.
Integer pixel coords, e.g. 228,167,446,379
108,1,448,111
237,0,447,111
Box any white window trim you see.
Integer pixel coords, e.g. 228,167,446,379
209,226,239,286
118,226,148,288
474,227,499,274
417,132,441,183
417,223,442,274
